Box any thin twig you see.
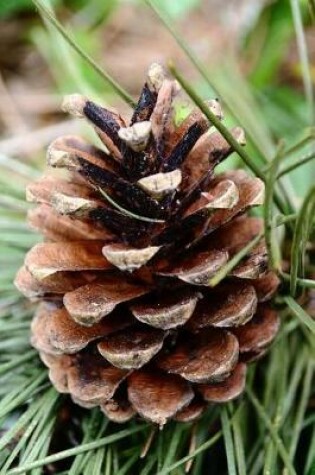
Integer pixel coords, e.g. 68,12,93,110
246,387,297,475
281,273,315,289
264,142,285,271
209,232,264,287
278,151,315,178
289,186,315,296
284,296,315,334
140,427,157,459
169,62,288,214
185,424,197,473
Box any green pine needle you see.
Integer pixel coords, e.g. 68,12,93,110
221,407,237,475
246,387,297,475
289,186,315,296
209,232,264,287
6,426,146,475
284,296,315,334
31,0,136,108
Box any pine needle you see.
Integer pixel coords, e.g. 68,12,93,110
31,0,136,108
221,407,237,475
98,187,165,223
264,142,285,271
208,232,264,287
284,296,315,334
156,431,222,475
289,186,315,296
278,151,315,178
246,387,297,475
288,360,314,460
6,425,146,475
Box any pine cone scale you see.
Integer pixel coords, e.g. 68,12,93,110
198,362,247,403
127,369,194,427
186,283,258,330
156,329,239,384
31,304,132,355
24,241,112,280
97,325,165,370
63,275,148,325
130,288,200,330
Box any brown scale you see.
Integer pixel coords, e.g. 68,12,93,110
15,63,280,426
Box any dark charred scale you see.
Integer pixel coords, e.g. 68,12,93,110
110,180,164,219
139,151,153,177
155,146,165,173
162,122,206,172
153,212,206,247
159,192,177,217
77,157,163,218
121,144,150,181
130,83,157,125
65,136,122,173
155,127,173,172
120,143,137,177
145,135,161,175
77,156,117,188
92,145,124,175
83,101,122,149
130,134,158,178
88,207,148,245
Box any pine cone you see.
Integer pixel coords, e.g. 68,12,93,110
15,64,280,426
